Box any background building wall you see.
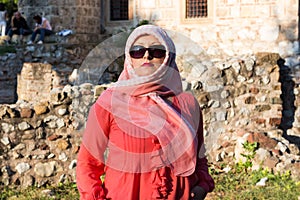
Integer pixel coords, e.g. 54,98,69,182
18,0,102,41
132,0,298,57
17,0,298,57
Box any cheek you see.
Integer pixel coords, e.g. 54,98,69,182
131,59,142,68
158,58,165,64
153,58,165,66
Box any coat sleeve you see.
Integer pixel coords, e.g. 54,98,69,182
76,144,106,200
76,103,111,200
178,93,215,193
194,109,215,193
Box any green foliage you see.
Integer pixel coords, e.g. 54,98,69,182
100,174,106,183
0,45,16,55
0,0,18,4
236,141,258,172
136,20,150,27
242,140,258,153
0,0,18,18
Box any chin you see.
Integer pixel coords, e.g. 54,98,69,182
135,69,156,76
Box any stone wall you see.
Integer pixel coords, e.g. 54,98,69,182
205,53,299,178
1,52,300,188
0,83,101,187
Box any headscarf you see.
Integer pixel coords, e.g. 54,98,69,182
83,25,199,176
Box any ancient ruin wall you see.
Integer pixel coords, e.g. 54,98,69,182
1,53,300,188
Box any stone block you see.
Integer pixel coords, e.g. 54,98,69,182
245,96,257,104
255,104,271,112
247,132,277,150
269,117,282,126
20,108,33,118
254,118,266,125
17,63,53,103
249,87,259,94
216,7,230,18
57,139,70,150
34,103,49,115
263,155,279,169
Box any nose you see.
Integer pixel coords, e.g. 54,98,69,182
143,50,153,60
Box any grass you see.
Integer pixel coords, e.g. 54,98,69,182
208,164,300,200
208,141,300,200
0,182,79,200
1,167,299,200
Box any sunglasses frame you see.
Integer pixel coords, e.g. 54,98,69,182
129,45,166,59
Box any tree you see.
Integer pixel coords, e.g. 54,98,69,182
0,0,18,18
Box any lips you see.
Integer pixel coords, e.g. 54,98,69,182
141,63,154,67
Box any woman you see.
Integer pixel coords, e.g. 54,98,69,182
76,25,214,200
27,15,52,44
6,12,31,44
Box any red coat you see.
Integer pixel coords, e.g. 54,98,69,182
76,93,214,200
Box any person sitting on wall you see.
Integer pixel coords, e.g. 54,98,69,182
27,15,53,44
6,11,31,44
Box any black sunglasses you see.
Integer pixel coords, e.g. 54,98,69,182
129,45,166,59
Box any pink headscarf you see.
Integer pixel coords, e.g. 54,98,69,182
83,25,199,176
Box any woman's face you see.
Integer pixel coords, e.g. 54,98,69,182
130,35,166,76
15,12,21,19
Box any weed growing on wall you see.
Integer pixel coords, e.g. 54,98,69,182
236,141,258,172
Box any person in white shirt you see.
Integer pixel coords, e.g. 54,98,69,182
27,15,53,44
0,3,7,36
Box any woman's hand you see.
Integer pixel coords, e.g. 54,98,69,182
190,186,207,200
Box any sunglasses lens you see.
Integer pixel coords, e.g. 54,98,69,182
150,49,166,58
129,45,166,59
148,45,166,58
129,46,146,59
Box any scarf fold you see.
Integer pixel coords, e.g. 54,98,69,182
83,25,199,177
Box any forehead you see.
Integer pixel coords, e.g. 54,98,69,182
132,34,161,46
